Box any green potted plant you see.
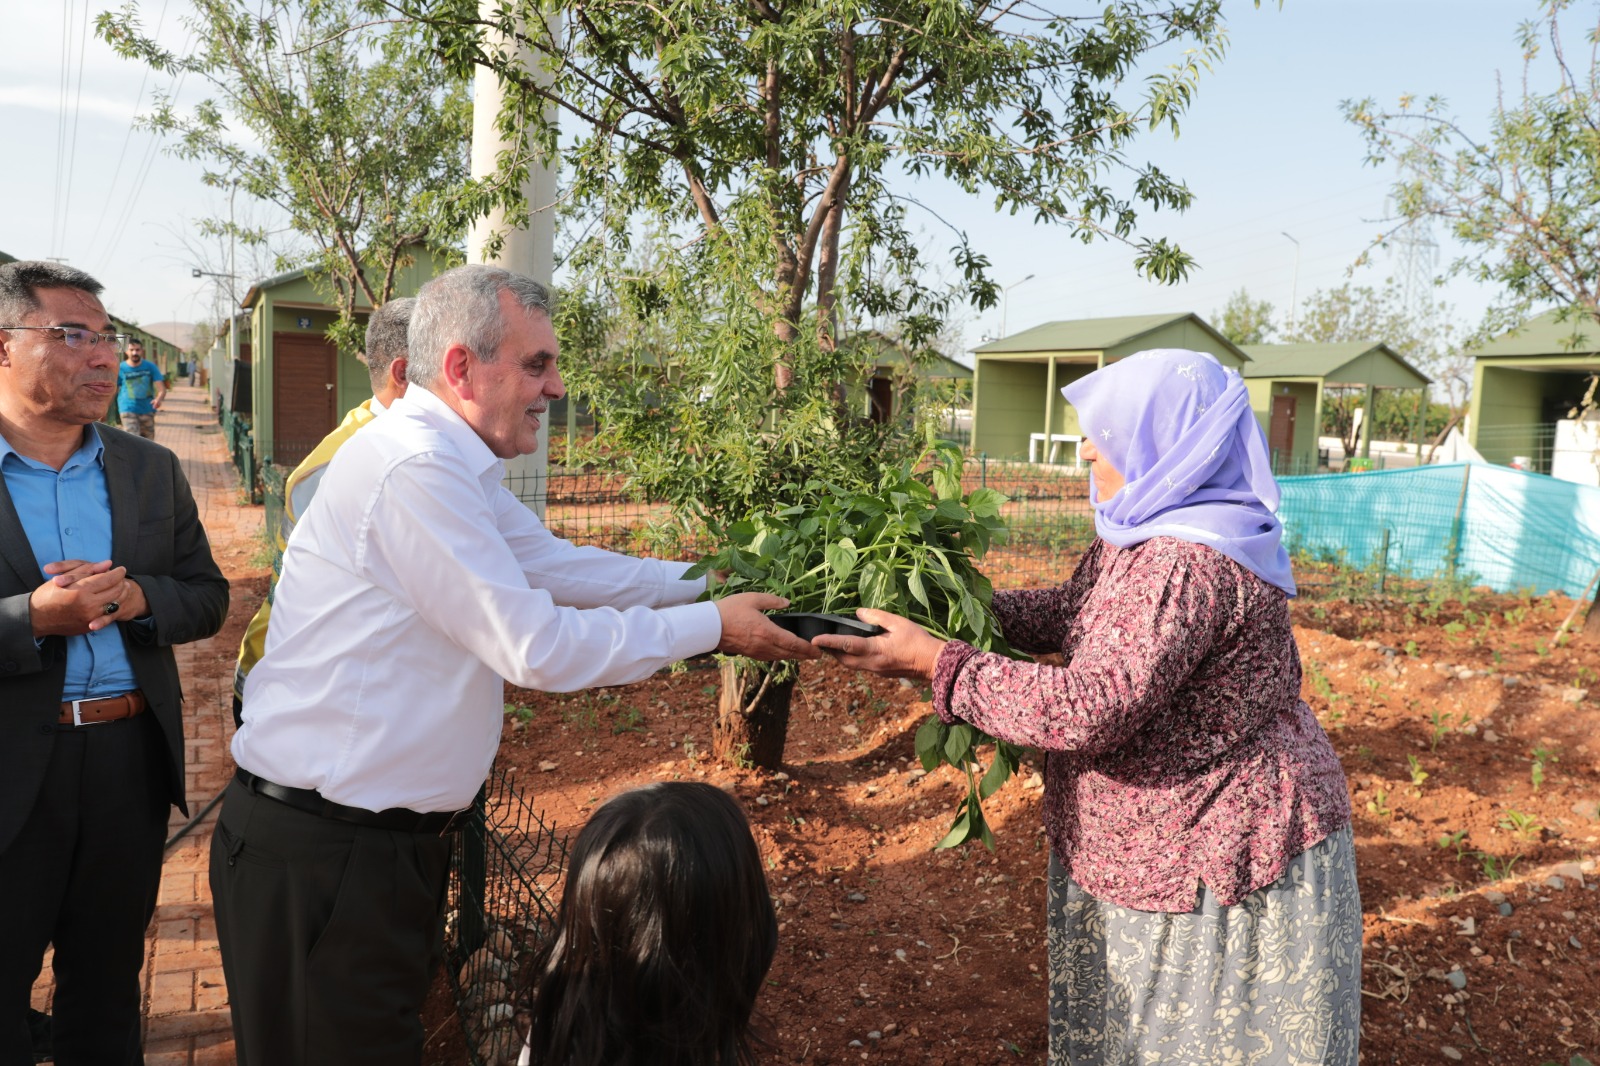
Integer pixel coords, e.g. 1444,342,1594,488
688,439,1028,848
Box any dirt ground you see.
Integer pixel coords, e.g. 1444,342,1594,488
219,552,1600,1065
467,587,1600,1065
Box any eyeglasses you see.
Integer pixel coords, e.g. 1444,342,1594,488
0,325,132,350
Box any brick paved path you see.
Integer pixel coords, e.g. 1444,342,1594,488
29,381,259,1064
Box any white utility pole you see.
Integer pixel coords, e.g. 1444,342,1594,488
468,0,560,516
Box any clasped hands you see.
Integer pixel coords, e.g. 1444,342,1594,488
29,559,149,637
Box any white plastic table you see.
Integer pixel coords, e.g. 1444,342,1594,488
1028,432,1082,465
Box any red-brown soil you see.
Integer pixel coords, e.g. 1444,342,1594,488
406,579,1600,1066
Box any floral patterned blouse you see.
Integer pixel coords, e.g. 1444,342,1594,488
932,537,1351,912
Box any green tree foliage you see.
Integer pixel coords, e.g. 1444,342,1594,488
97,0,472,353
1212,286,1276,344
1344,0,1600,336
416,0,1239,521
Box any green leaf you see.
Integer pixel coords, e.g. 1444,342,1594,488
943,723,975,766
979,748,1014,799
858,559,895,610
727,548,764,580
965,487,1006,518
907,565,930,608
824,537,859,579
933,806,974,850
914,715,947,772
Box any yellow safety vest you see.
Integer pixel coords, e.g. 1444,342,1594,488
234,401,379,698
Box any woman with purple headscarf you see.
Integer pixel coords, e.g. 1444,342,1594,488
815,350,1359,1065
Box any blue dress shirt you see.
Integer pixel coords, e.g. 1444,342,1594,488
0,425,139,700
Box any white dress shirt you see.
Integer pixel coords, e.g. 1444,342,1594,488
235,386,721,813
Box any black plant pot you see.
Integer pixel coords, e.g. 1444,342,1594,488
768,612,885,640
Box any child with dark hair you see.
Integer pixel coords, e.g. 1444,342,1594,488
519,782,779,1066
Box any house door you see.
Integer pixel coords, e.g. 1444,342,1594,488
867,376,893,423
273,332,337,466
1269,394,1297,461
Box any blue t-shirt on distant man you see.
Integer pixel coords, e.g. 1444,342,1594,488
117,360,165,415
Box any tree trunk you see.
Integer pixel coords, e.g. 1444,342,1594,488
713,659,796,769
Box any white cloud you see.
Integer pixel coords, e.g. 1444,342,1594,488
0,85,143,126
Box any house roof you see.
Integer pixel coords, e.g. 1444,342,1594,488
971,312,1250,365
1466,308,1600,358
973,313,1193,354
1238,342,1431,386
241,265,313,309
842,331,972,379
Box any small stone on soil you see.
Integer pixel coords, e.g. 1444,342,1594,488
1441,1046,1463,1061
1499,903,1513,916
1446,969,1467,990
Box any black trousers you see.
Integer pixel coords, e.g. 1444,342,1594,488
0,714,169,1066
209,779,453,1066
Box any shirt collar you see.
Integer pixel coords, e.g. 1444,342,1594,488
368,395,387,414
393,385,502,478
0,423,106,472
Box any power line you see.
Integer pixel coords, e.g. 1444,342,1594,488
50,0,75,257
59,0,93,259
89,0,177,250
97,26,198,269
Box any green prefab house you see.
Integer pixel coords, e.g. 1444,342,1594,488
1239,343,1430,474
1465,309,1600,473
244,251,448,468
970,313,1248,461
838,331,973,425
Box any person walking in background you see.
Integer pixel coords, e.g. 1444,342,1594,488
816,349,1360,1066
519,782,778,1066
116,338,166,439
212,263,816,1065
231,296,414,726
0,260,230,1064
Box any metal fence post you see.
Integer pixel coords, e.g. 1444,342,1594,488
1448,464,1472,578
980,452,987,490
457,783,489,960
1377,527,1390,596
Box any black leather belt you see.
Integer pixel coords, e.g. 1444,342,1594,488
233,767,471,835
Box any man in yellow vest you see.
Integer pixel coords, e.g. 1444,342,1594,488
233,297,413,724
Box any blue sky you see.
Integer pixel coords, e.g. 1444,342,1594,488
0,1,1546,345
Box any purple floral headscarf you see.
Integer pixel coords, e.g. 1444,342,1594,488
1061,348,1296,595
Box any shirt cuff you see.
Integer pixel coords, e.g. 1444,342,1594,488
931,640,982,724
662,600,724,660
657,560,710,606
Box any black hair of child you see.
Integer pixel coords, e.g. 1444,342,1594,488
523,781,779,1066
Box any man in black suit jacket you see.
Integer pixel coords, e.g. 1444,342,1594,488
0,261,228,1065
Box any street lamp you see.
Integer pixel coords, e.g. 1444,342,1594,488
1000,273,1037,339
1281,232,1301,335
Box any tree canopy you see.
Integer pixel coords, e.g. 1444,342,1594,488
1344,0,1600,338
409,0,1242,529
98,0,473,350
1212,286,1276,345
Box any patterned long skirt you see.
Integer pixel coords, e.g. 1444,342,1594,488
1047,827,1361,1066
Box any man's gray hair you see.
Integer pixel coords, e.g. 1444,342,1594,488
0,260,105,324
407,264,553,387
361,297,415,390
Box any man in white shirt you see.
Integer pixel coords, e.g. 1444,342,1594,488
211,264,815,1065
